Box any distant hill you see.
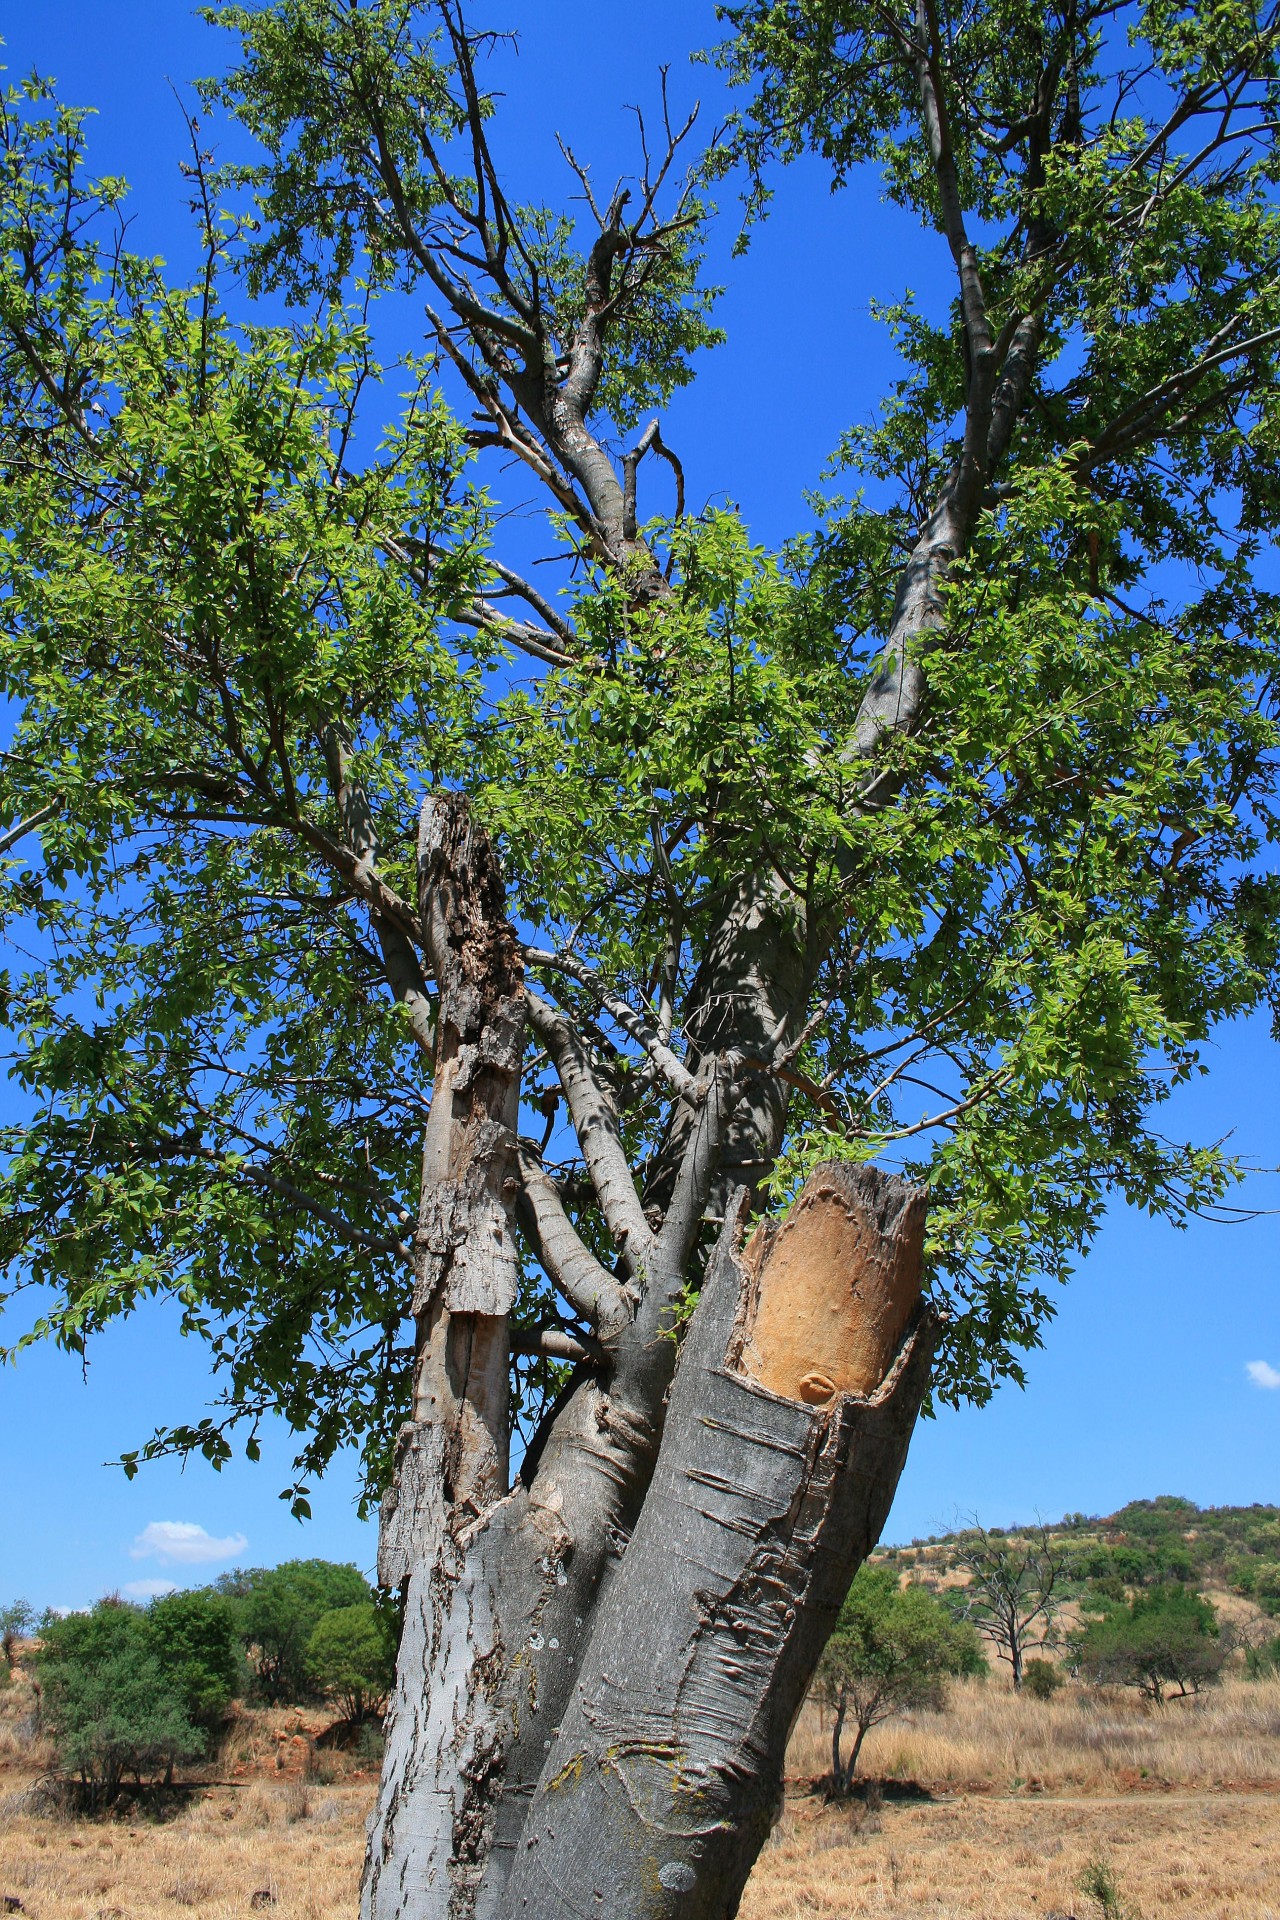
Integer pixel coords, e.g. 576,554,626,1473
877,1496,1280,1614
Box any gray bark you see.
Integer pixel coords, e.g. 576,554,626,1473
365,796,528,1917
500,1168,935,1920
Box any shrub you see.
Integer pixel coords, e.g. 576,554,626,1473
1077,1584,1223,1703
147,1589,240,1729
36,1601,203,1805
817,1567,984,1788
305,1604,395,1723
0,1600,35,1671
1021,1658,1065,1700
1244,1633,1280,1677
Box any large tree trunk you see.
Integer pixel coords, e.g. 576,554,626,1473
363,799,935,1920
500,1170,934,1920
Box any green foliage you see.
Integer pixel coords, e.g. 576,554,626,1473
1078,1857,1140,1920
230,1559,372,1704
1,0,1279,1506
1244,1632,1280,1678
146,1589,241,1729
1020,1657,1064,1701
35,1600,205,1803
817,1566,983,1784
0,1598,35,1668
1076,1584,1224,1703
305,1601,395,1721
200,0,725,426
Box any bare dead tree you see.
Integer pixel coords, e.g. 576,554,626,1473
949,1519,1070,1689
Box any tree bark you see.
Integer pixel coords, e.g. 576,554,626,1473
364,796,528,1918
499,1167,935,1920
364,805,936,1920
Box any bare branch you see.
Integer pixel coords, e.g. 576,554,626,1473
515,1143,629,1337
511,1325,603,1364
0,802,59,858
523,946,702,1104
525,988,656,1276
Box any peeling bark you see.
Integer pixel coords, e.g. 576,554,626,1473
365,796,527,1919
365,809,934,1920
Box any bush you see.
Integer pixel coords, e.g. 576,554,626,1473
1077,1584,1223,1703
36,1601,203,1805
306,1603,395,1723
147,1589,240,1729
1021,1658,1065,1700
817,1567,984,1788
1244,1633,1280,1677
227,1560,372,1704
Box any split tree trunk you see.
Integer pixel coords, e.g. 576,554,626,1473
364,805,936,1920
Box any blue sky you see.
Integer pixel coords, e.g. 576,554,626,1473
1,2,1277,1612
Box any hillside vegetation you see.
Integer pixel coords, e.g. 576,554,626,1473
886,1496,1280,1616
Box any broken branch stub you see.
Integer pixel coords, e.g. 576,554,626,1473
499,1162,936,1920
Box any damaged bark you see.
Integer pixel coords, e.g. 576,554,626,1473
364,787,936,1920
501,1166,934,1920
365,796,528,1918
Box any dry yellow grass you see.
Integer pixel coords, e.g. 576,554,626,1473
789,1675,1280,1795
0,1780,370,1919
741,1791,1280,1919
3,1660,1280,1915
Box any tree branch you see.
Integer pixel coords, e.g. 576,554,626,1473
515,1143,629,1337
525,988,656,1276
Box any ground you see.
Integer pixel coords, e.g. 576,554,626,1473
3,1662,1279,1916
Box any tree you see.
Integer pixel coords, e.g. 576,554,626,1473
233,1560,371,1705
951,1520,1068,1689
147,1588,241,1728
0,1600,35,1672
306,1602,395,1723
1077,1584,1225,1703
816,1565,983,1788
1,0,1279,1913
35,1601,204,1805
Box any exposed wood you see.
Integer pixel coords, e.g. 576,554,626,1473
736,1163,926,1402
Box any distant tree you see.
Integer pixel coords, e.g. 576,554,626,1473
1077,1586,1224,1704
147,1589,241,1728
951,1520,1068,1690
0,1599,35,1670
1244,1631,1280,1679
234,1560,372,1704
1021,1658,1065,1702
306,1603,395,1724
816,1566,983,1789
35,1600,203,1805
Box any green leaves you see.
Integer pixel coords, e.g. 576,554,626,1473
2,5,1279,1505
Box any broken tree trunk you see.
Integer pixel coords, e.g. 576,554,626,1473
499,1164,934,1920
363,796,527,1918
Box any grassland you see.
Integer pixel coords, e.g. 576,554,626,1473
4,1659,1280,1918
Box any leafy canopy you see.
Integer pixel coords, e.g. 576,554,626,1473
36,1600,206,1799
0,0,1278,1506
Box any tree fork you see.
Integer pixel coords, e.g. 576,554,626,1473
501,1164,936,1920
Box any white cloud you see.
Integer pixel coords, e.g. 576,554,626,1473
123,1578,179,1600
129,1521,248,1567
1246,1360,1280,1391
